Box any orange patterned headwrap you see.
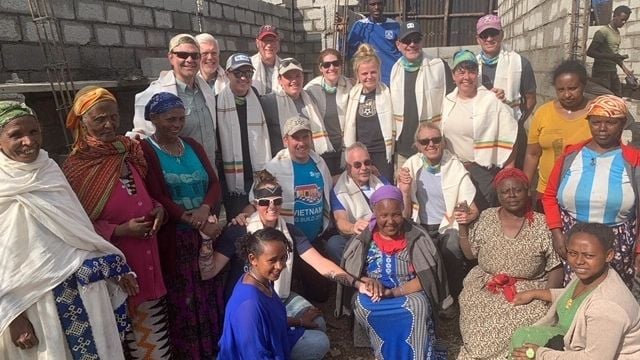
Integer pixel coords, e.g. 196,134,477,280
66,86,117,151
587,95,627,119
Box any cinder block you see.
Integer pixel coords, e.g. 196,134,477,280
154,10,172,28
225,38,238,51
227,23,241,36
235,9,246,23
223,5,235,20
81,46,110,68
172,12,191,30
305,8,324,20
77,0,105,22
51,0,76,20
139,55,170,77
210,3,223,17
106,4,130,25
179,0,197,13
95,25,121,46
146,29,166,47
64,46,82,69
110,47,136,69
120,0,143,4
0,0,30,13
0,17,21,41
164,0,181,11
62,21,92,45
123,29,146,46
244,10,255,25
241,24,252,36
1,43,45,70
132,6,154,27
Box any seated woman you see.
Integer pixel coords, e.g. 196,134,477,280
62,86,170,358
512,223,640,359
336,185,450,360
457,168,563,359
218,228,327,359
139,92,225,358
0,101,138,359
212,170,370,359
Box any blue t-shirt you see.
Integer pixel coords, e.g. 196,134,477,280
293,160,325,242
347,17,402,85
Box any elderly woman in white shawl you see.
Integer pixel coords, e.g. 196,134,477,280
304,48,353,176
397,122,478,308
0,102,138,359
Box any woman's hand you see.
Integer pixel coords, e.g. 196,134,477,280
231,212,249,226
551,229,567,259
298,307,322,329
396,167,412,194
148,206,164,236
362,277,385,302
201,220,223,239
118,273,140,297
9,313,38,350
189,204,211,230
512,343,539,360
512,291,535,306
116,216,153,238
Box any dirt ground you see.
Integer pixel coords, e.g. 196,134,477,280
316,291,462,360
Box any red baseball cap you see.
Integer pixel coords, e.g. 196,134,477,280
257,25,279,40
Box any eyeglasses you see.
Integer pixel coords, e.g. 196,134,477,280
320,60,342,69
478,29,501,40
350,159,372,169
417,136,442,146
400,36,423,45
280,58,301,68
172,51,201,60
256,197,283,207
231,69,255,78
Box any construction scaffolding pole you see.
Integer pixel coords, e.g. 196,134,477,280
28,0,74,148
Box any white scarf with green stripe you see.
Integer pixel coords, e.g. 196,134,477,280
477,48,522,119
217,86,271,194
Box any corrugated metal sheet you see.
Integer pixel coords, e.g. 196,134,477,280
449,17,480,46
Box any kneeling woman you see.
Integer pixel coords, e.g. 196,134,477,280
218,228,328,359
511,223,640,359
336,185,450,360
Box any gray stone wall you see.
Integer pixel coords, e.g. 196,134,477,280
0,0,331,83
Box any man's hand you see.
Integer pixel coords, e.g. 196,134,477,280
491,87,506,102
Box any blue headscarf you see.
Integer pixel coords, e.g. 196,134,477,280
144,92,185,121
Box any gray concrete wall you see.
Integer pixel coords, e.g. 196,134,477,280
0,0,336,83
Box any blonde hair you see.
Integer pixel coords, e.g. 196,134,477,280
352,44,380,76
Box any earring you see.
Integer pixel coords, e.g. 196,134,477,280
243,264,250,273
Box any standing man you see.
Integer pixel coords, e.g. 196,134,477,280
390,21,454,173
196,33,227,94
347,0,401,85
475,14,536,169
252,25,282,95
326,142,389,263
587,5,633,96
131,34,217,166
216,53,271,220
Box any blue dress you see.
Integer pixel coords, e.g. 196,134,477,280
218,276,304,360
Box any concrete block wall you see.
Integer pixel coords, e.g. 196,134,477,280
0,0,319,83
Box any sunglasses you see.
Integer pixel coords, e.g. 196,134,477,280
280,58,301,68
350,159,372,169
172,51,200,60
417,136,442,146
320,60,342,69
479,29,501,40
256,197,283,207
400,36,423,45
231,69,254,78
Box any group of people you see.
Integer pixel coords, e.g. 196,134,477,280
2,1,640,360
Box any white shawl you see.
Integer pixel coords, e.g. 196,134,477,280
477,48,523,119
217,85,271,194
333,172,385,223
390,51,447,136
304,75,352,131
344,83,395,162
251,53,281,95
129,70,217,138
264,149,332,232
246,213,294,299
198,65,229,95
403,150,476,233
0,150,125,334
441,87,518,168
275,89,334,155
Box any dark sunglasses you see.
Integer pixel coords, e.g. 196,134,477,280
280,58,301,68
417,136,442,146
479,29,501,40
231,69,254,78
350,159,372,169
256,197,283,207
171,51,201,60
320,60,342,69
400,36,423,45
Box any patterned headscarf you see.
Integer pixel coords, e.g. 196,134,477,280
0,101,35,128
66,86,117,151
144,92,184,121
493,167,534,225
587,95,627,119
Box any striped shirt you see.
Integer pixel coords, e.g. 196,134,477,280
557,147,634,225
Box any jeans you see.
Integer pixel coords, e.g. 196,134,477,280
326,234,351,264
286,292,330,360
422,224,466,299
